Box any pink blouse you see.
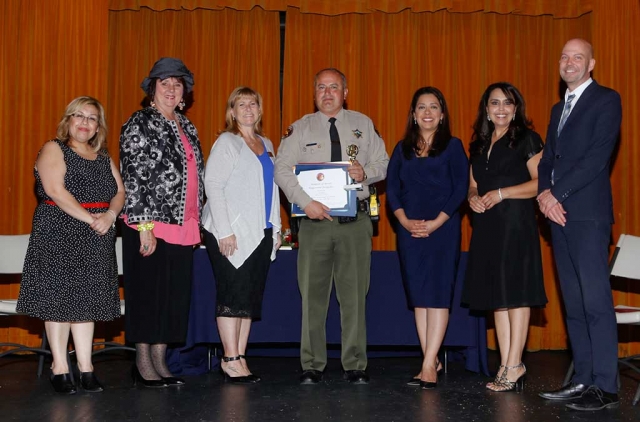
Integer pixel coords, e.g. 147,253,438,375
124,132,200,246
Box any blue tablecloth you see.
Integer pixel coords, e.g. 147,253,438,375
167,249,488,376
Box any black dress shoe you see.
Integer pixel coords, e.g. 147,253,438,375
131,365,169,388
79,372,104,393
539,382,587,401
565,386,620,411
50,373,77,395
300,370,323,385
343,370,369,384
162,376,186,386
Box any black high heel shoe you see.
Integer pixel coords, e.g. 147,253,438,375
131,365,168,388
239,355,261,383
162,376,186,386
220,356,258,384
487,363,526,392
79,371,104,393
50,373,77,394
419,360,443,390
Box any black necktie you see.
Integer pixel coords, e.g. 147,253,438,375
329,117,341,162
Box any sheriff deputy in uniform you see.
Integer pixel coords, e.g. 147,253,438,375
274,68,389,385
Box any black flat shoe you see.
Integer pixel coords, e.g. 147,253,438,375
162,376,186,386
407,377,421,386
50,373,77,395
131,365,168,388
79,372,104,393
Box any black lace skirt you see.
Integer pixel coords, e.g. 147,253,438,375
203,228,273,319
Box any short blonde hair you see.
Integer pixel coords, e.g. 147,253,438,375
56,96,107,152
223,87,264,136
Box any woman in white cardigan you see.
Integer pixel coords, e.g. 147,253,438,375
202,87,281,384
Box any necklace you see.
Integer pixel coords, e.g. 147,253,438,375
417,137,432,157
419,138,432,147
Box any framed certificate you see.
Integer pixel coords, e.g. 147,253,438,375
291,162,357,217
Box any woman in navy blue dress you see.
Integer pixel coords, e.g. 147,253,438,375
387,87,468,389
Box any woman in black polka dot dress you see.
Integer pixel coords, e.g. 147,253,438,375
17,96,125,394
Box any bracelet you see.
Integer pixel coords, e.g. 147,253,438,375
106,210,117,228
137,222,155,232
498,188,503,201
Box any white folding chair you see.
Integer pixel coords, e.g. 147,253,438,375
0,234,52,376
562,233,640,405
86,237,134,356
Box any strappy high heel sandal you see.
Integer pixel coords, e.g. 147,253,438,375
486,364,505,389
487,363,526,392
220,356,258,384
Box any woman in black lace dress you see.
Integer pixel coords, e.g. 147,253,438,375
17,96,125,394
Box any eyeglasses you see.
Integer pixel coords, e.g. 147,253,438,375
69,113,99,125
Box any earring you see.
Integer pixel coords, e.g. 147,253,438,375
150,101,156,108
439,118,443,125
414,118,417,124
512,114,516,121
178,100,185,111
232,115,235,121
487,115,491,122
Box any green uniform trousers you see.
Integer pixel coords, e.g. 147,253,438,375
298,211,372,371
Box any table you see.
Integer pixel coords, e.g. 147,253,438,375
167,249,489,376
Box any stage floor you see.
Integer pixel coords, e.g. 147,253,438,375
0,351,638,421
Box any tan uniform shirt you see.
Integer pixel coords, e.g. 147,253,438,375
275,108,389,209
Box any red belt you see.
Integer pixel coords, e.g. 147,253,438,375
44,200,109,209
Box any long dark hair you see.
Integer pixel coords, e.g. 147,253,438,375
400,87,452,159
469,82,533,157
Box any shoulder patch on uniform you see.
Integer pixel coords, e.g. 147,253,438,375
282,125,294,139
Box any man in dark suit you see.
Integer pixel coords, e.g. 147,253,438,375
537,38,622,411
